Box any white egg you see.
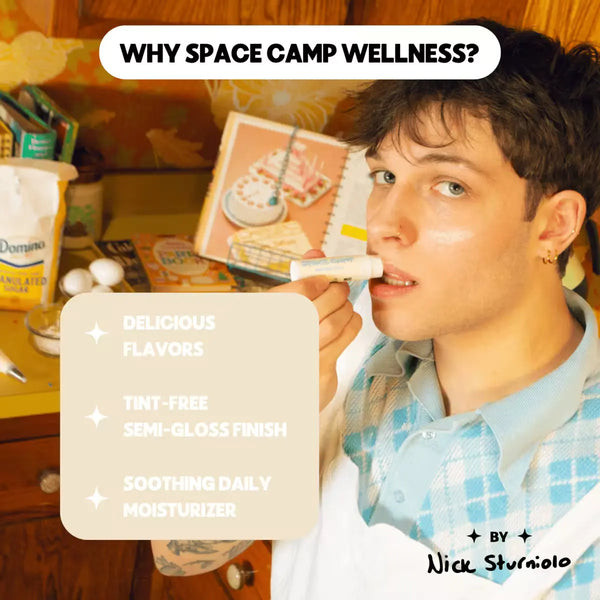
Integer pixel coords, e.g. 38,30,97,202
89,258,125,287
90,284,114,293
61,268,94,296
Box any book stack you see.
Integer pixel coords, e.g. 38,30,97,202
18,85,78,163
0,86,78,161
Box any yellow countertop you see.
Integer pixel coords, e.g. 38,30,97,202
0,310,60,418
0,213,198,420
0,246,104,418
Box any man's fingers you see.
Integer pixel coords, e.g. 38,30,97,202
319,300,354,349
268,274,330,300
303,248,325,260
313,282,350,321
320,312,363,367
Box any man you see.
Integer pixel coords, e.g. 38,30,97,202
153,18,600,598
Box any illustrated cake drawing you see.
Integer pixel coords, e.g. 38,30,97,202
253,141,332,208
223,173,287,227
260,142,321,193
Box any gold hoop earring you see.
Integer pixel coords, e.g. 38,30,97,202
542,250,558,264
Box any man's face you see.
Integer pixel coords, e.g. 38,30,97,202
366,108,538,341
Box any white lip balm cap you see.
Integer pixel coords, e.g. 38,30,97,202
289,260,301,281
368,255,384,278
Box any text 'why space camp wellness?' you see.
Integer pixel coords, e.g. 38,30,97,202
59,292,318,540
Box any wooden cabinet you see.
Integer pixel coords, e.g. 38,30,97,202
0,412,271,599
0,412,141,598
0,519,139,598
216,540,271,599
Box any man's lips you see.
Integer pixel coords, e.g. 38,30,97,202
380,264,418,286
367,257,419,297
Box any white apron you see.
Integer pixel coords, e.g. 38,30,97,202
271,290,600,600
272,418,600,600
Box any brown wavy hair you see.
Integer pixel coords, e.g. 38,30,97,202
345,18,600,275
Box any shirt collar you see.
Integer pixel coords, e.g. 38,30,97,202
479,288,600,494
364,288,600,494
366,338,433,378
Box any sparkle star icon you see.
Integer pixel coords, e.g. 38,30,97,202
85,322,108,344
86,487,108,509
518,529,532,543
85,406,108,428
467,529,481,543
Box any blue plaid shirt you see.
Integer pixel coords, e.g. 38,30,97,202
343,288,600,598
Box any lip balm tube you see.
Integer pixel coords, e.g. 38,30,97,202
289,255,383,282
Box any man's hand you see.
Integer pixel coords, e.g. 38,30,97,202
270,249,362,411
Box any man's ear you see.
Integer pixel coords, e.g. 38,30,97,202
536,190,586,257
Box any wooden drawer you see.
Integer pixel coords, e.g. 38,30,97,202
0,517,140,600
0,436,60,525
216,541,271,599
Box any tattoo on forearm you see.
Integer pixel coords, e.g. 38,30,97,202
227,540,252,560
155,555,185,576
183,559,217,569
160,538,254,575
167,540,218,555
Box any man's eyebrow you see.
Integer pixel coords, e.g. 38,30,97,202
367,149,492,179
413,152,490,177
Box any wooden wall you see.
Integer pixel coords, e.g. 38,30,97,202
349,0,600,46
24,0,600,45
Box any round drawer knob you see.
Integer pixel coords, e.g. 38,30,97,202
39,469,60,494
226,560,255,590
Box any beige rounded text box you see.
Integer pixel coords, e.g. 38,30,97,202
59,292,319,540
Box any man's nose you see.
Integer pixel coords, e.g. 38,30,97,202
367,185,417,247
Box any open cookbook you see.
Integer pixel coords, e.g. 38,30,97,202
194,111,373,281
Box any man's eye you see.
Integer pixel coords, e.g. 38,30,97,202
371,170,396,184
434,181,466,197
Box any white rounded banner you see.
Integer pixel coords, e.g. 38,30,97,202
100,25,501,80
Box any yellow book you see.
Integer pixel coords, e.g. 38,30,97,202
0,118,13,158
132,234,236,292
